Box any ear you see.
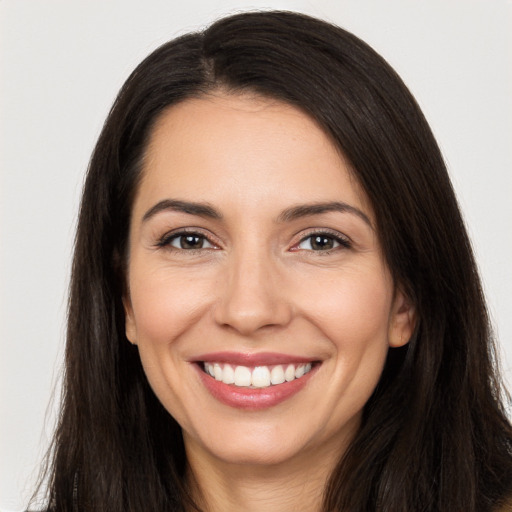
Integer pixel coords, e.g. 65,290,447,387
388,288,416,348
123,294,138,345
114,248,137,345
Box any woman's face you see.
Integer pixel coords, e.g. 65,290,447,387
124,94,414,469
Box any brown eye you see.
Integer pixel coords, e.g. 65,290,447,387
179,235,204,249
297,233,350,251
310,235,335,250
164,233,214,250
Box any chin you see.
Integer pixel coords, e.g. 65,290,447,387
189,429,311,466
182,407,360,470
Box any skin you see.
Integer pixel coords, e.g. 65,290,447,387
123,93,415,512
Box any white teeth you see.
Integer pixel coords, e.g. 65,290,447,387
251,366,271,388
270,365,285,385
213,363,223,381
295,364,305,378
203,361,314,389
222,364,235,384
234,366,252,387
284,364,295,382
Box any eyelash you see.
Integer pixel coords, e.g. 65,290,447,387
156,229,351,253
294,229,352,253
156,229,217,252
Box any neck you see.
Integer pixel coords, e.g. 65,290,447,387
183,428,354,512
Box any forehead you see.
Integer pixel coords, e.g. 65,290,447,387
135,93,372,220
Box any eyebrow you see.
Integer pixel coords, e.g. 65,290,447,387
276,201,373,228
142,199,372,228
142,199,222,222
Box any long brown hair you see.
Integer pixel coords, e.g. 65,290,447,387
34,10,512,512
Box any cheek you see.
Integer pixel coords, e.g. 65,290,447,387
128,264,213,347
284,264,393,434
126,265,214,422
296,263,393,350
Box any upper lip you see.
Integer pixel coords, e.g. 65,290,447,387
190,351,319,366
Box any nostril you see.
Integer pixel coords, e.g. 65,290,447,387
213,297,293,335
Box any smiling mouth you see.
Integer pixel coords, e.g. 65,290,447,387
202,362,316,389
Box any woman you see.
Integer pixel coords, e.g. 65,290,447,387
33,10,512,512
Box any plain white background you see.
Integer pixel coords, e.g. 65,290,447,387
1,1,511,510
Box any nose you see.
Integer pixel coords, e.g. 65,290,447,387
213,248,293,336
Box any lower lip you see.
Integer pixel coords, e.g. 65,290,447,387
195,364,318,410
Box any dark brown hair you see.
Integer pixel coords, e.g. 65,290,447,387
34,10,512,512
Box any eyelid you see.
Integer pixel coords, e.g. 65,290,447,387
153,226,351,252
291,228,352,251
156,227,221,249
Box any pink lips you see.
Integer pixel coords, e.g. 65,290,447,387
191,351,319,410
